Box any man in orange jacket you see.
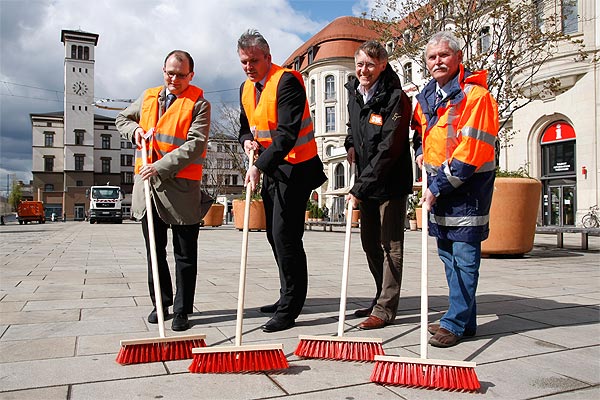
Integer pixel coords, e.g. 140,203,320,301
412,32,498,347
237,30,327,333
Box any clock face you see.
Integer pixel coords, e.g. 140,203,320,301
72,81,88,96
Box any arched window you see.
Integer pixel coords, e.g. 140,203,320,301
325,75,335,100
334,163,345,189
325,144,334,157
310,79,315,103
83,46,90,60
77,45,83,59
71,45,77,59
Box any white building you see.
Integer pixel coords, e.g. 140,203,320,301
284,1,598,227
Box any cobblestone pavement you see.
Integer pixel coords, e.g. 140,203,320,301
0,220,598,399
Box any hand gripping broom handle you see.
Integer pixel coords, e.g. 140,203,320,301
141,137,165,338
337,163,356,337
235,149,255,347
420,175,429,359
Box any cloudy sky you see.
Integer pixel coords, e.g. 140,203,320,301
0,0,378,194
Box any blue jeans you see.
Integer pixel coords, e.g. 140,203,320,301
436,239,480,336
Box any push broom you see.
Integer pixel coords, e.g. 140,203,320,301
116,131,206,365
370,176,480,391
188,149,288,373
295,165,384,361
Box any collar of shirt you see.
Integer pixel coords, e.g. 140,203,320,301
358,80,379,104
435,83,448,100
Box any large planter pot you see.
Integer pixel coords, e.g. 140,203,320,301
233,199,266,231
202,203,225,227
351,209,360,227
482,177,542,256
415,207,423,230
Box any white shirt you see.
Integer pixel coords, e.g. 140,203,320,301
358,80,379,104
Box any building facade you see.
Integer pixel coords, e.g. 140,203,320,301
30,30,134,220
284,2,598,227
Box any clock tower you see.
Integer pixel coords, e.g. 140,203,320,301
61,29,98,188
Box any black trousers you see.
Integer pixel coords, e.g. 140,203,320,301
261,174,312,321
141,203,199,315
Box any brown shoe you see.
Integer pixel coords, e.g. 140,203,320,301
428,323,476,337
354,306,374,318
429,327,462,348
358,315,386,330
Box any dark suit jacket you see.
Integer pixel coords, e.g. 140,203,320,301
238,71,327,191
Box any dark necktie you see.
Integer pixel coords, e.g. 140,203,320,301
255,82,263,104
165,93,176,110
434,90,444,107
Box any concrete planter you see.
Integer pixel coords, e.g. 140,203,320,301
233,199,266,231
415,207,423,230
482,177,542,256
202,203,225,227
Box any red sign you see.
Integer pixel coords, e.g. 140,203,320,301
541,121,576,143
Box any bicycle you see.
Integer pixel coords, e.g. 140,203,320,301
582,205,599,228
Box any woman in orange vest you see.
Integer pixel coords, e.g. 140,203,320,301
237,30,327,333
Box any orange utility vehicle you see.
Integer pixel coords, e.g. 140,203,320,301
17,201,46,224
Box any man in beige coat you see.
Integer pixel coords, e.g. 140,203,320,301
116,50,211,331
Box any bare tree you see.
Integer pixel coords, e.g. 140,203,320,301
365,0,592,131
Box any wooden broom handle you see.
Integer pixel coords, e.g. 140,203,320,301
141,137,165,338
235,149,255,347
420,175,429,359
337,163,355,337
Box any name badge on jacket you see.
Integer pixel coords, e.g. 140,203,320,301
369,113,383,126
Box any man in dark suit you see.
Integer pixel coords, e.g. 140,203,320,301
116,50,211,332
237,29,327,333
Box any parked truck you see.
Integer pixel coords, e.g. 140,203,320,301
87,185,124,224
17,201,46,224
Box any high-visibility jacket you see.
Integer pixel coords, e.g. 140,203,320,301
412,65,498,242
135,85,205,180
240,64,317,164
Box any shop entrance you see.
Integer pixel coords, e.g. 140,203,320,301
543,182,576,226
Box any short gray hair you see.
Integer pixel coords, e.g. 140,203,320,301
425,31,462,55
237,29,270,55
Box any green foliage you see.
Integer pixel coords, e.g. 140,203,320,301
495,165,531,178
306,201,325,219
406,189,421,220
8,181,22,211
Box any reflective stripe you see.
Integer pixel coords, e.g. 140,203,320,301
424,162,438,175
255,128,315,146
430,213,489,227
477,159,496,172
155,132,186,147
442,161,464,188
461,126,496,147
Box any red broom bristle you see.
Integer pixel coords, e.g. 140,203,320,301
116,339,206,365
294,339,384,361
188,349,288,373
371,360,480,392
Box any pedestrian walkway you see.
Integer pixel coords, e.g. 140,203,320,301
0,221,598,399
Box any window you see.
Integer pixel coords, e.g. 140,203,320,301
83,46,89,60
75,154,84,171
534,0,545,33
121,154,133,166
334,164,345,189
562,0,578,34
102,158,111,173
224,159,232,169
121,172,134,184
325,145,334,157
74,130,84,145
216,159,223,168
403,62,413,84
310,79,315,104
325,75,335,100
294,56,301,71
308,47,315,64
44,132,54,147
325,106,336,132
77,45,83,59
478,27,491,53
47,122,52,127
71,45,77,59
101,135,111,149
44,156,54,172
76,180,83,187
232,175,238,186
44,184,54,192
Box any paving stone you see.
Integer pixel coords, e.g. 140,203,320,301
0,337,76,362
0,386,68,400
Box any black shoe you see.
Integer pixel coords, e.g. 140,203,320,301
171,313,190,331
259,302,279,313
261,317,295,333
147,307,169,324
354,306,374,318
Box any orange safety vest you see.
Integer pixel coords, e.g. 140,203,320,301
135,85,205,180
241,64,317,164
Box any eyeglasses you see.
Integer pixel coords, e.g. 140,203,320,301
164,70,191,80
355,62,381,70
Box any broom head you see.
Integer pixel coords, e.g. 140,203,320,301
371,355,480,392
116,334,207,365
295,334,384,361
189,343,288,373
